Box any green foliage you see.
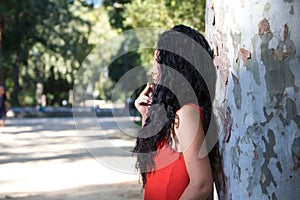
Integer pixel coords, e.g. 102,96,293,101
102,0,206,33
102,0,206,81
102,0,132,31
0,0,94,106
0,0,206,107
124,0,206,64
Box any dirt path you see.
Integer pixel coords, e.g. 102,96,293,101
2,181,142,200
0,117,142,200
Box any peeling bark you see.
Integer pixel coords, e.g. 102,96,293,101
258,18,271,35
292,136,300,170
206,0,300,199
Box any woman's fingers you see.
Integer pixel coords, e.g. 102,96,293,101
134,83,154,117
140,95,152,102
135,95,152,106
141,83,153,96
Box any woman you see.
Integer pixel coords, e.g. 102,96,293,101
133,25,219,200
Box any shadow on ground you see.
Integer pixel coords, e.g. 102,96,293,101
0,117,141,200
0,181,142,200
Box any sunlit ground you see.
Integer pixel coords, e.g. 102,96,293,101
0,117,141,200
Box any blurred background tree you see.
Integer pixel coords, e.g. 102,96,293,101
0,0,206,107
124,0,205,31
0,0,94,106
103,0,206,65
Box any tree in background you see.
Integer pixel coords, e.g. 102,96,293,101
102,0,132,31
102,0,206,64
206,0,300,199
124,0,205,32
0,0,93,106
0,0,207,106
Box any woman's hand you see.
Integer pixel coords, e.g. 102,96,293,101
134,83,153,125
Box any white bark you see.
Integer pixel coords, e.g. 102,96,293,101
206,0,300,199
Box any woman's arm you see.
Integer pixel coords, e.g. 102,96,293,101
175,104,213,200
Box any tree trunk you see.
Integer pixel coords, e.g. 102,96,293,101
206,0,300,199
0,13,5,86
12,51,20,106
0,68,6,87
12,10,20,106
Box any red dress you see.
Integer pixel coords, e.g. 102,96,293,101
144,104,205,200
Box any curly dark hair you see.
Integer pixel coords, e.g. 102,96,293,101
132,25,221,190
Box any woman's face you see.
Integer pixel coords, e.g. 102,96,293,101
151,50,161,84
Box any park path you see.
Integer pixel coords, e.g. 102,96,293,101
0,117,142,200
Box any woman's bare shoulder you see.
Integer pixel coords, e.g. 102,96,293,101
176,104,199,119
174,104,202,133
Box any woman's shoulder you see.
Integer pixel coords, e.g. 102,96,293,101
175,104,201,125
176,103,206,132
173,104,205,152
175,103,205,133
176,103,202,117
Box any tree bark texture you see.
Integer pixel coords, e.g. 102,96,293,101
206,0,300,199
